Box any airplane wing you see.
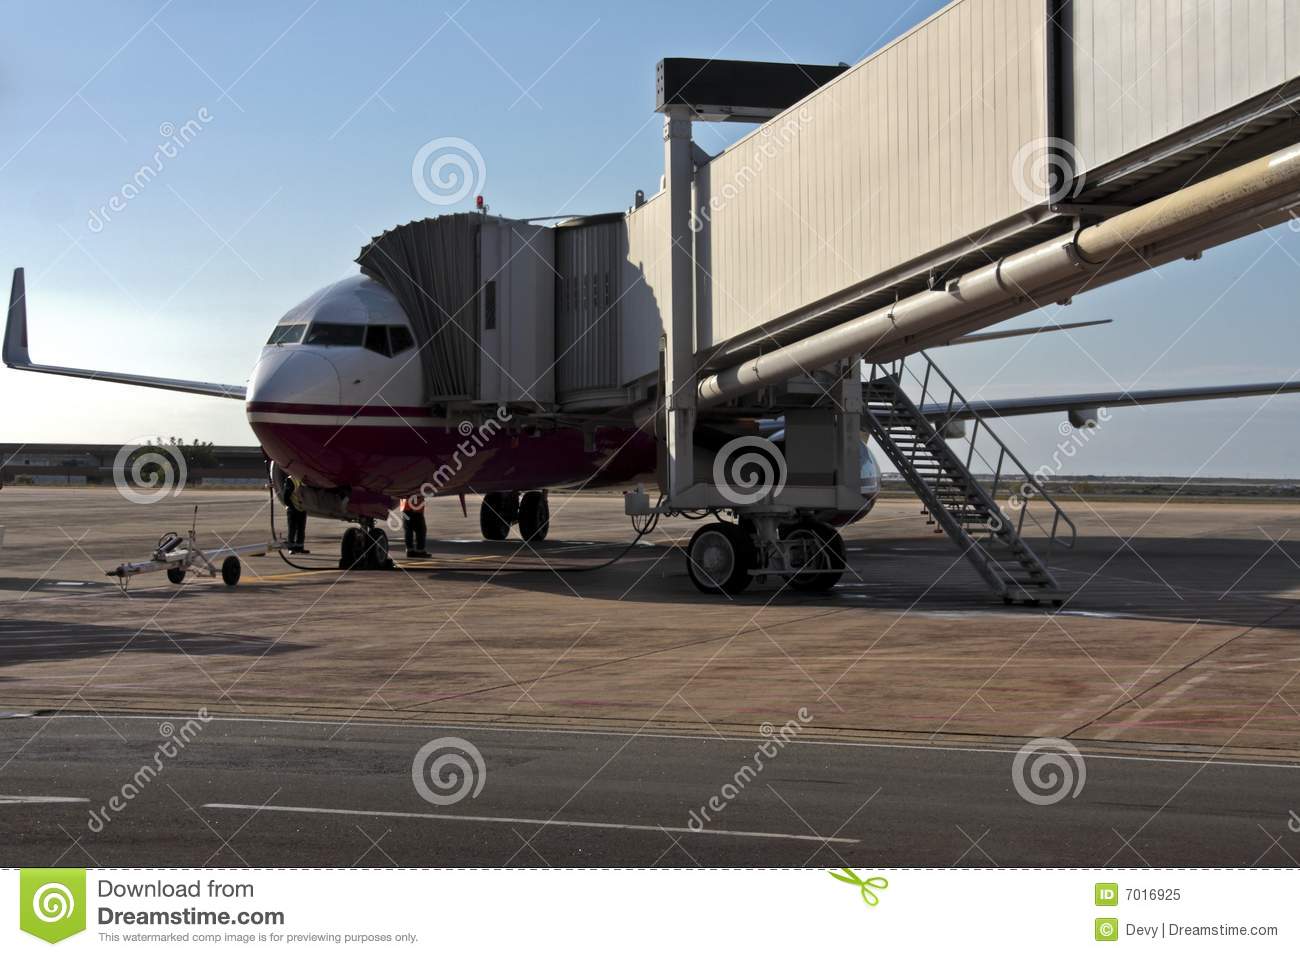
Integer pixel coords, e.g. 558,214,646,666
915,381,1300,422
3,268,247,400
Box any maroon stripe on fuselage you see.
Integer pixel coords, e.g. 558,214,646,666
246,401,432,417
250,419,657,497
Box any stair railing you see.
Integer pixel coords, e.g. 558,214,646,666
866,352,1077,560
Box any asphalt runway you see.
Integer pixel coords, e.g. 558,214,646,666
2,488,1300,866
2,715,1298,867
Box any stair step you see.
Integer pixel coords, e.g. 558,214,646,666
864,371,1071,604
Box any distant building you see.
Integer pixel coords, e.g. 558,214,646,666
0,443,268,488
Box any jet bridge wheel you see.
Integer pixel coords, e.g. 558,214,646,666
518,491,550,543
781,520,846,593
685,522,755,596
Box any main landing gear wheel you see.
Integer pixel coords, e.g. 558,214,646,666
221,556,242,587
518,490,550,543
364,527,390,569
480,492,516,541
686,522,755,595
782,520,846,593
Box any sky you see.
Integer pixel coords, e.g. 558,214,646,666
2,0,1299,477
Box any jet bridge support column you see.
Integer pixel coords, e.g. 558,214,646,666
662,105,697,499
631,87,865,598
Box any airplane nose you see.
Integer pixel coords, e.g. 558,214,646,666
247,349,342,407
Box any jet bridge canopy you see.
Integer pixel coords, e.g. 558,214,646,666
645,0,1300,376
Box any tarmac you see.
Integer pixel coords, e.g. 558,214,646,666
1,487,1299,865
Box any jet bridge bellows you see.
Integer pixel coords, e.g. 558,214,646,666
553,214,624,408
357,216,480,402
357,215,554,409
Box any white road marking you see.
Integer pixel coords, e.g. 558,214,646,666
28,713,1300,770
202,802,858,844
1097,675,1212,741
0,795,88,805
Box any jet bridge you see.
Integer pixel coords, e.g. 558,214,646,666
623,0,1300,600
347,0,1300,600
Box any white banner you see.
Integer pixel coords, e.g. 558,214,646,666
5,868,1296,954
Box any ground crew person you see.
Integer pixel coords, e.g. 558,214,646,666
401,494,429,558
281,475,309,554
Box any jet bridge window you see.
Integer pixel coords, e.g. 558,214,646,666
266,323,306,345
304,322,366,347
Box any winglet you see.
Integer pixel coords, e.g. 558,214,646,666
3,267,30,367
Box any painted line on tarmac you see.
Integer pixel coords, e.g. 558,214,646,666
0,794,88,805
31,713,1300,771
203,802,857,844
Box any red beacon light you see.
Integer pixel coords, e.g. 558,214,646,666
475,195,485,211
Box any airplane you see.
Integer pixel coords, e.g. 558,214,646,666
6,259,1300,587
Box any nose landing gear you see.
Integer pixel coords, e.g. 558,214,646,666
339,521,393,570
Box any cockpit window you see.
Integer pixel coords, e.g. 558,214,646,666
291,322,413,352
388,326,414,354
267,323,306,345
361,325,416,357
304,322,365,347
364,325,392,357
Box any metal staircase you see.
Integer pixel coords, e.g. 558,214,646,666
862,353,1076,604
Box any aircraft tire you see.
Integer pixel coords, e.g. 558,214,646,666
480,493,513,541
340,526,367,569
518,491,550,543
686,522,755,596
365,527,390,569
